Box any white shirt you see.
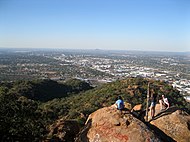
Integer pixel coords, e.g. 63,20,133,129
163,98,169,104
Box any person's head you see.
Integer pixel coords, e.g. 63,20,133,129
162,95,165,98
151,89,155,94
118,96,123,100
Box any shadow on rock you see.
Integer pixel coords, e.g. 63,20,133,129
75,119,92,142
150,106,181,122
146,122,176,142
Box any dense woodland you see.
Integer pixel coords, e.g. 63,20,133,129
0,77,189,141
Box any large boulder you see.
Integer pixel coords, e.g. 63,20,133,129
76,106,161,142
150,107,190,142
132,104,142,111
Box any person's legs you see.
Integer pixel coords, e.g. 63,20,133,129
159,99,164,110
165,102,170,109
150,102,155,119
151,106,155,118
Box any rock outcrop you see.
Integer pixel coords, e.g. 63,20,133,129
44,119,80,142
76,105,161,142
150,107,190,142
44,105,190,142
132,104,142,112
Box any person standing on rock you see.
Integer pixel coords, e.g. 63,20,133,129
149,90,157,119
115,96,124,112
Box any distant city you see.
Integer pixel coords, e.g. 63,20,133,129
0,48,190,101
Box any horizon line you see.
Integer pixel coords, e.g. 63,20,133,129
0,47,189,53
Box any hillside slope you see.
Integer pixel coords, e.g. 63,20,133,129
0,78,92,101
0,77,189,141
41,77,189,122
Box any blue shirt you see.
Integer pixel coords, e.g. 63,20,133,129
115,99,124,110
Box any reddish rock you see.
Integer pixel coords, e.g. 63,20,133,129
150,107,190,142
132,104,142,112
124,102,132,110
77,106,161,142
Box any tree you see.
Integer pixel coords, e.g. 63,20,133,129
0,90,46,141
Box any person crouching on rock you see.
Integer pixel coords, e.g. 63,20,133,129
159,95,170,111
115,96,124,113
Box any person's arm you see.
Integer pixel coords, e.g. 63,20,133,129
159,99,164,110
115,100,118,108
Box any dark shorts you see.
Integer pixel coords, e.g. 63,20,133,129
150,101,156,107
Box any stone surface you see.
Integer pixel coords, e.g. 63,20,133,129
132,104,142,111
77,106,161,142
150,107,190,142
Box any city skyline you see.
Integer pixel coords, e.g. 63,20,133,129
0,0,189,52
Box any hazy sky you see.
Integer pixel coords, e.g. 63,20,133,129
0,0,189,51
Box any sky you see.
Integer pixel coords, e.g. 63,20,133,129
0,0,189,52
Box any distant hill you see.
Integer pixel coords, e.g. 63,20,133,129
0,78,92,102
